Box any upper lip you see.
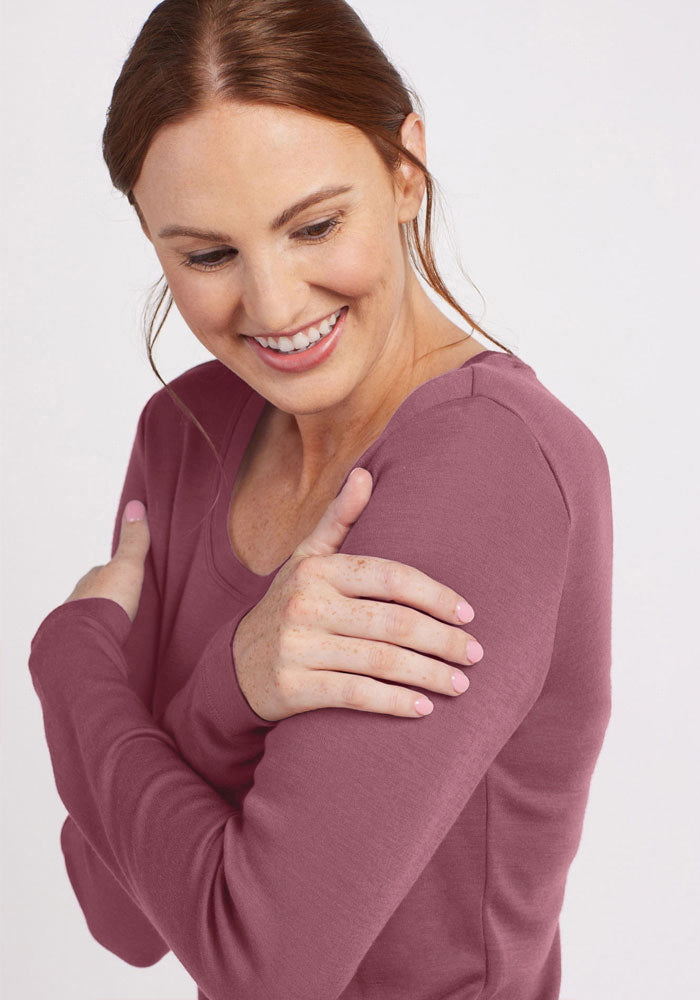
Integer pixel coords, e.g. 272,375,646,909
244,306,345,341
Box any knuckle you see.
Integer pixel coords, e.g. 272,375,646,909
385,602,414,642
293,555,321,585
281,592,303,621
339,673,362,709
367,641,396,677
390,686,407,717
323,552,343,573
382,560,409,597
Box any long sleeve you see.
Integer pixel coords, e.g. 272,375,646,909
60,815,170,966
159,604,276,793
55,398,170,966
28,393,574,1000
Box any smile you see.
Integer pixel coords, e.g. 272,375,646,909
250,308,344,354
244,306,349,373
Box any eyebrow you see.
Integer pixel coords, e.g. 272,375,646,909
157,184,354,241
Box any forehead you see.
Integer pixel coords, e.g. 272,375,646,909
134,102,377,218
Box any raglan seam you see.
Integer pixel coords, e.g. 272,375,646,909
471,373,572,527
372,387,573,530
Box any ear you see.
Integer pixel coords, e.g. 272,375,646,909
395,112,427,225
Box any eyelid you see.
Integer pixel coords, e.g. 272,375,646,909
182,211,344,270
296,208,345,231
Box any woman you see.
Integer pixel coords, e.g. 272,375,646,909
28,2,613,998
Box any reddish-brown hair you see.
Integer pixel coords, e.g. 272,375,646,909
102,0,513,461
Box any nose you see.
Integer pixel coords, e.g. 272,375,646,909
238,254,307,337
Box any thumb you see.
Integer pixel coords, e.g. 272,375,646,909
295,467,372,559
116,499,151,562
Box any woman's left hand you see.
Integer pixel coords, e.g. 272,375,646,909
63,500,150,625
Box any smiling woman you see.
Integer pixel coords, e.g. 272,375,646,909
126,95,500,489
27,2,614,999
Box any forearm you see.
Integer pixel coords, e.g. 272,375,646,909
60,815,170,966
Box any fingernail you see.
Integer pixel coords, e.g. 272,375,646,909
125,499,145,522
452,671,469,693
466,639,484,663
456,600,474,623
415,697,434,716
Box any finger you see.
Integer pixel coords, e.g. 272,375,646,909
114,499,151,563
295,468,372,559
299,632,470,701
319,592,481,666
322,552,475,628
300,669,436,719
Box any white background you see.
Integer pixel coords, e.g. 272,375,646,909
2,1,699,997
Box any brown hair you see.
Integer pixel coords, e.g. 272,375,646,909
102,0,514,465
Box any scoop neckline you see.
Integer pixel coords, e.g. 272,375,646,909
205,348,519,593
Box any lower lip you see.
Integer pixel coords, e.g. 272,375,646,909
244,307,348,373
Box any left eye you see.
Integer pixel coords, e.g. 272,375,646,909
183,216,341,271
299,217,340,240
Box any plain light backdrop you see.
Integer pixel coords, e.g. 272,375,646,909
2,1,698,997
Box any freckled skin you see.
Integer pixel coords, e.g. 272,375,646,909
226,468,475,723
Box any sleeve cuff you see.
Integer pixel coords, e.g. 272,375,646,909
32,598,132,650
201,604,277,734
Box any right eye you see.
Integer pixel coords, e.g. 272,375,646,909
182,249,237,271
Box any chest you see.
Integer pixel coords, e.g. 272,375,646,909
227,480,331,576
227,417,343,577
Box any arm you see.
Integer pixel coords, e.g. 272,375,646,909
28,395,572,1000
60,815,169,967
158,603,275,794
56,398,170,966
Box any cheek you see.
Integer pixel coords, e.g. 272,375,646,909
166,269,236,337
321,227,397,301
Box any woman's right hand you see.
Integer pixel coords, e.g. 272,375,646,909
233,468,484,723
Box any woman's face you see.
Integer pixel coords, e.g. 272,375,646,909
132,100,426,434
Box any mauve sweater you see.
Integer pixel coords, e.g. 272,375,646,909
28,348,613,1000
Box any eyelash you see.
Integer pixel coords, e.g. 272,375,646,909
181,215,343,272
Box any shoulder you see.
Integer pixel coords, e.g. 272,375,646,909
369,353,610,531
471,355,611,524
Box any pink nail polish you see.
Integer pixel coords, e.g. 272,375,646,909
456,601,474,623
467,639,484,663
452,671,469,693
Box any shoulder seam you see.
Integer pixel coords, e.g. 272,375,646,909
471,393,572,527
382,390,572,529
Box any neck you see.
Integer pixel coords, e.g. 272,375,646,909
273,268,482,503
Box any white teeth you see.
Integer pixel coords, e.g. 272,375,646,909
291,329,312,351
254,310,342,353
